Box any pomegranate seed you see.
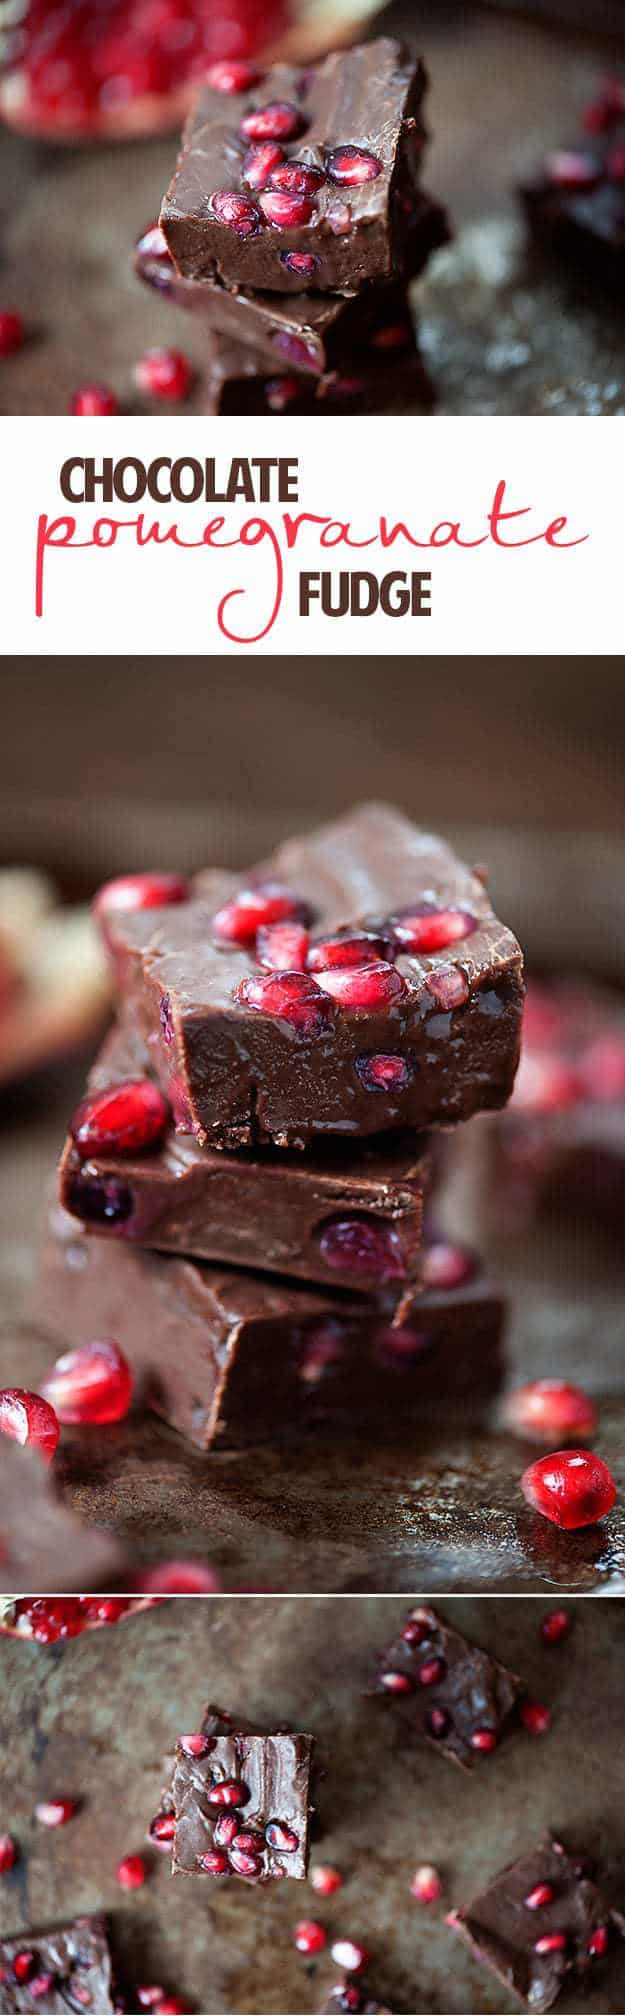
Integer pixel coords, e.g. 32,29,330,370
94,872,189,920
214,882,303,943
379,1670,414,1693
520,1700,551,1736
232,1829,264,1853
524,1884,555,1911
588,1925,609,1957
583,80,625,131
149,1812,175,1848
401,1618,429,1645
178,1734,211,1757
520,1449,617,1529
315,962,406,1011
326,145,382,185
0,311,25,357
505,1380,596,1445
70,1079,169,1158
265,1820,299,1852
207,1778,247,1807
201,1849,228,1874
206,60,259,93
545,150,600,189
135,349,193,401
469,1728,497,1752
355,1053,413,1092
512,1051,580,1113
71,384,117,415
534,1934,567,1954
0,1389,59,1465
318,1215,403,1282
41,1339,133,1427
13,1954,36,1985
34,1799,77,1827
411,1865,442,1903
426,965,470,1012
213,1812,238,1848
541,1608,572,1646
417,1658,446,1687
271,161,325,195
29,1976,55,2001
259,189,315,228
421,1243,476,1291
241,101,304,142
210,188,262,237
370,321,413,351
308,934,388,973
265,376,301,412
331,1941,368,1973
154,2002,190,2014
294,1921,327,1955
427,1708,451,1739
116,1853,147,1889
241,142,284,190
66,1172,133,1228
391,905,477,954
257,921,309,971
136,1992,166,2010
229,1845,263,1878
142,1562,220,1593
280,251,319,276
235,970,332,1037
0,1834,17,1873
273,331,320,370
578,1034,625,1099
311,1864,343,1895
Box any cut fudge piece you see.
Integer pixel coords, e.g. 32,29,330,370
161,40,428,296
319,1986,392,2014
489,977,625,1232
201,331,433,415
32,1210,505,1452
520,82,625,293
108,803,524,1150
159,1702,313,1883
59,1022,432,1291
0,1439,127,1596
0,1915,115,2014
136,198,449,377
448,1835,625,2013
374,1603,521,1768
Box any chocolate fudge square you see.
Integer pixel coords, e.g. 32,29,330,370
136,197,449,378
160,40,428,296
59,1022,432,1292
374,1604,521,1768
161,1703,313,1883
448,1836,625,2012
521,81,625,294
0,1916,115,2014
201,331,434,416
32,1210,505,1452
108,803,524,1151
0,1439,127,1596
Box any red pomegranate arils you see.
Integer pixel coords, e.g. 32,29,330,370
0,1389,60,1465
411,1864,442,1904
311,1864,343,1895
71,384,118,415
70,1079,169,1158
355,1052,413,1092
416,1657,445,1687
520,1700,551,1736
534,1933,567,1954
326,145,382,184
520,1449,616,1529
421,1242,476,1291
34,1799,78,1827
241,101,304,142
0,311,25,357
379,1669,414,1694
318,1215,404,1282
469,1728,497,1752
41,1339,133,1427
235,970,332,1037
256,921,309,971
265,1820,299,1852
94,872,190,920
391,904,477,954
541,1608,572,1646
0,1834,17,1874
141,1562,220,1593
135,348,193,401
214,881,302,943
259,189,315,228
524,1884,555,1911
13,1955,36,1985
545,150,600,189
149,1811,175,1849
241,142,285,191
330,1940,368,1973
206,60,260,93
293,1920,327,1955
207,1778,248,1807
505,1380,597,1444
116,1853,147,1889
315,962,406,1011
588,1925,609,1957
201,1849,229,1875
308,934,388,972
178,1734,211,1757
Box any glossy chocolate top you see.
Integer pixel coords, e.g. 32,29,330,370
375,1602,521,1768
167,1703,313,1883
0,1916,114,2014
449,1836,625,2013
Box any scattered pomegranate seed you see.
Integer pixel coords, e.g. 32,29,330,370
241,101,304,142
116,1853,147,1889
512,1051,580,1114
279,251,319,275
541,1608,572,1646
294,1921,327,1955
469,1728,497,1752
7,1596,140,1643
391,905,477,954
545,150,600,189
265,1820,299,1852
520,1700,551,1736
141,1562,220,1593
34,1800,77,1827
318,1215,403,1282
520,1449,617,1529
13,1954,36,1985
427,1708,451,1739
506,1380,596,1445
207,1778,247,1807
214,882,303,943
308,934,388,973
201,1848,229,1874
588,1925,609,1957
401,1617,429,1645
315,962,406,1011
534,1933,567,1954
206,60,259,93
178,1734,211,1757
578,1034,625,1099
0,1834,17,1874
28,1976,55,2001
0,1389,60,1465
0,311,25,357
154,2001,190,2014
311,1864,343,1896
257,921,309,971
135,349,193,401
210,188,262,236
41,1339,133,1427
136,1992,166,2010
235,970,332,1037
260,189,315,228
241,141,285,190
71,384,118,415
416,1657,446,1687
355,1053,413,1093
421,1242,476,1291
524,1883,555,1910
331,1941,368,1973
94,871,190,921
326,145,382,185
411,1864,442,1903
379,1670,414,1693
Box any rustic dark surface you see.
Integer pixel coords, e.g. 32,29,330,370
0,3,624,416
1,1598,625,2015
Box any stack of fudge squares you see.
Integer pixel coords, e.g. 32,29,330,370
134,38,450,415
35,804,525,1455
